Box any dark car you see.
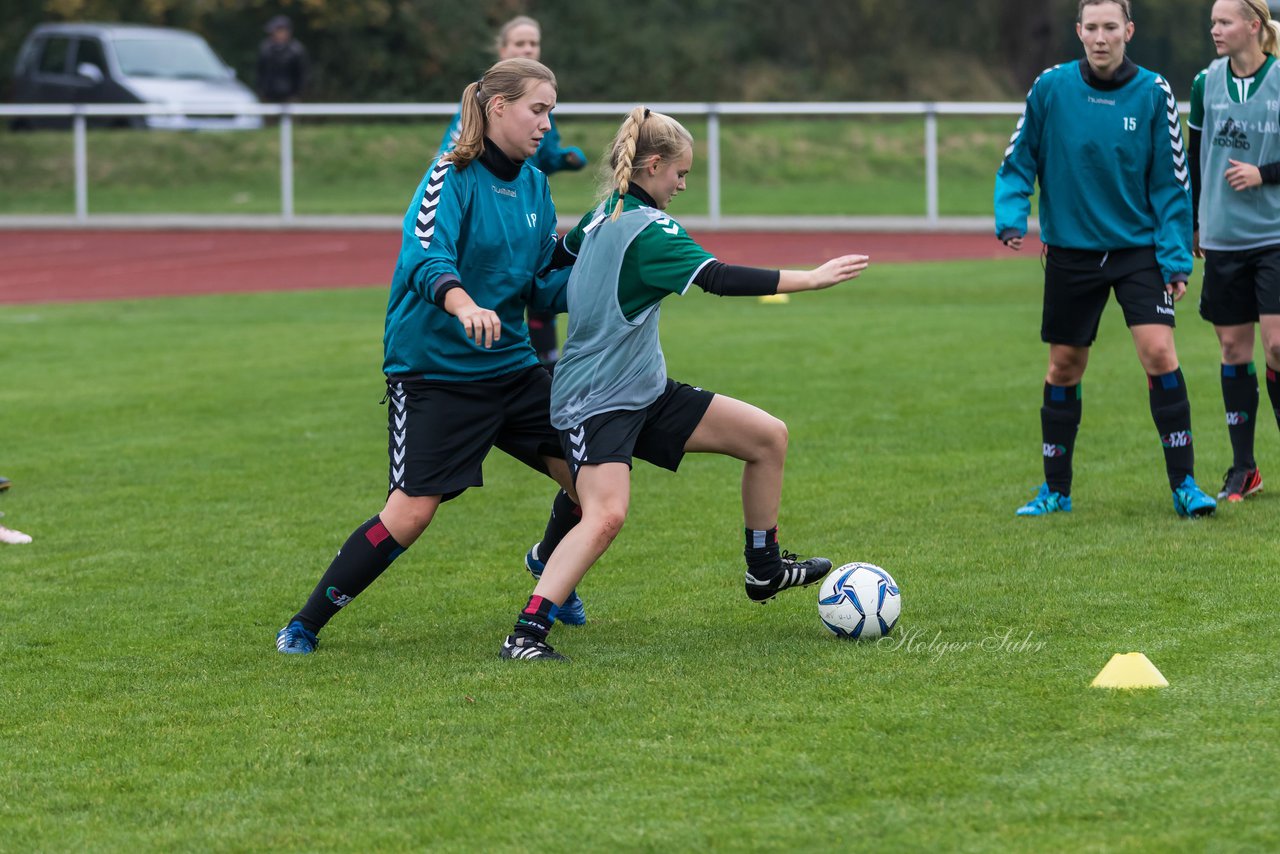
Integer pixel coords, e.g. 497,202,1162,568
12,23,262,130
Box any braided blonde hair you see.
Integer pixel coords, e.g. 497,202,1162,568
1234,0,1280,56
447,58,557,170
602,107,693,220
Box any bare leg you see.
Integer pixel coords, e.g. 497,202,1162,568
530,462,630,604
683,395,788,528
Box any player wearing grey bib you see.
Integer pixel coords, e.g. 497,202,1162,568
1189,0,1280,503
497,108,870,661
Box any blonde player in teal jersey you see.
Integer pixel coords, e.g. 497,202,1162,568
438,16,586,374
497,107,870,661
275,58,588,654
1188,0,1280,503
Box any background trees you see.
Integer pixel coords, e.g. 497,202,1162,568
2,0,1219,104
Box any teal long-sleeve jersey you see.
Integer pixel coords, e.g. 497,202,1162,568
383,154,569,380
994,59,1193,284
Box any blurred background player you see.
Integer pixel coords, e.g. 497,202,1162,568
1188,0,1280,502
995,0,1218,519
275,58,585,654
439,15,587,374
498,107,870,661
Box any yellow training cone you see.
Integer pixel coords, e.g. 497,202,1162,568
1090,652,1169,689
758,293,790,305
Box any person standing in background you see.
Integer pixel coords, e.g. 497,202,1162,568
257,15,308,103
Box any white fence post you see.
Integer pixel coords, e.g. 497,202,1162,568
73,109,88,222
707,107,721,225
280,107,295,223
925,104,939,227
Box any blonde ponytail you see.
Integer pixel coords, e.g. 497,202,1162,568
1264,19,1280,56
445,58,557,170
601,106,694,221
1238,0,1280,56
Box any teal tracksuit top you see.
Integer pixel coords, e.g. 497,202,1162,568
994,59,1193,284
383,153,568,380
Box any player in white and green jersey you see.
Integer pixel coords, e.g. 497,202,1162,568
498,107,871,661
1188,0,1280,503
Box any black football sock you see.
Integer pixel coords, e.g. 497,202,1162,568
1267,367,1280,434
513,595,558,642
744,527,781,577
536,489,581,562
1149,369,1195,490
293,515,406,633
1041,383,1081,496
1220,363,1258,470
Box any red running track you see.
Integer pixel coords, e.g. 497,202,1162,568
0,229,1038,305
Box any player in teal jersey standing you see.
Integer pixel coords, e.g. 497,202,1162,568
497,107,870,661
995,0,1218,519
275,58,588,654
439,15,586,375
1188,0,1280,503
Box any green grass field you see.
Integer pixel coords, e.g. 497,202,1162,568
3,259,1278,851
0,116,1013,218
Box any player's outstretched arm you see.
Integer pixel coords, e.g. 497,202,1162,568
777,254,870,293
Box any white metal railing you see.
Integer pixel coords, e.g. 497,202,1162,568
0,101,1063,226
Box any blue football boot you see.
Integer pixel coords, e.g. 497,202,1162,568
1015,483,1072,516
275,621,318,654
1172,475,1217,518
525,543,586,626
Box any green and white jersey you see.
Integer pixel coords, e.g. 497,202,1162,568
550,192,715,429
1190,56,1280,250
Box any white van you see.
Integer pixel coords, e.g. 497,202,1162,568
12,23,262,130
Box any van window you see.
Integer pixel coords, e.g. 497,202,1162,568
73,37,108,73
37,36,72,74
113,35,226,79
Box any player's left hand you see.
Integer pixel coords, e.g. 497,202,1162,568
1225,159,1262,191
1166,281,1187,302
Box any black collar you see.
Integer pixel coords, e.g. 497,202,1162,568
1078,56,1138,91
626,184,658,208
478,137,523,182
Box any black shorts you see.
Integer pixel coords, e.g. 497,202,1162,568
1199,244,1280,325
559,380,715,478
1041,246,1175,346
385,366,562,501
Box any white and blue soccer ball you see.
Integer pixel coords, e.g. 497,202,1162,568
817,562,901,640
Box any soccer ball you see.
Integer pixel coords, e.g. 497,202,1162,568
817,562,901,640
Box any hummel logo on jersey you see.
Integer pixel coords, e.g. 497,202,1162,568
492,185,517,198
1226,411,1251,426
654,216,680,236
1162,430,1193,448
1042,443,1068,458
